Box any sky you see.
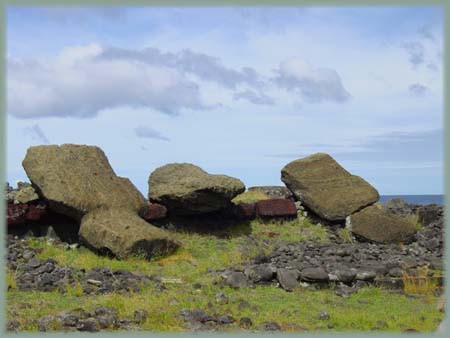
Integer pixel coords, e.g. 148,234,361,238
6,6,444,195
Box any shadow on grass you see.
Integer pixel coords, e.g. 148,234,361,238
152,213,252,239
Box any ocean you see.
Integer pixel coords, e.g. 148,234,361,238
379,195,444,205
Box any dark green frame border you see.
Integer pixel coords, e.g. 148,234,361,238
0,1,447,337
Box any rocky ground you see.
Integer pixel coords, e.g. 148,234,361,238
4,147,446,333
6,198,445,332
219,202,444,296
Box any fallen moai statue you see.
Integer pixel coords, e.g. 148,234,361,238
22,144,179,259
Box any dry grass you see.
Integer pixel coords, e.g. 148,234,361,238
402,266,438,295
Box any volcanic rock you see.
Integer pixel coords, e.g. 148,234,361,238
276,268,298,291
22,144,179,258
148,163,245,215
348,205,418,243
281,153,379,221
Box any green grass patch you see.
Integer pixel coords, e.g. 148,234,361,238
7,218,444,332
232,190,270,204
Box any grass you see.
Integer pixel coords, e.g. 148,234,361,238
337,228,354,243
232,190,270,204
7,270,17,290
7,217,445,332
402,266,439,295
404,214,422,231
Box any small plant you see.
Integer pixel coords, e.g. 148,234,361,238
402,266,438,295
7,270,17,290
66,282,84,297
404,214,422,231
338,228,354,243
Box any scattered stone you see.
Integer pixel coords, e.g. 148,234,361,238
259,321,282,331
300,267,329,282
216,315,235,324
239,317,253,328
133,309,148,324
417,205,443,227
215,292,229,304
276,268,298,291
244,264,275,282
224,272,247,288
334,284,358,298
148,163,245,215
388,268,404,278
318,311,330,320
76,318,100,332
238,300,251,310
281,153,379,221
348,205,418,243
7,319,21,332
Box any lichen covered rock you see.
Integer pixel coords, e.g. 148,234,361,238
148,163,245,215
22,144,179,258
347,204,418,243
281,153,379,221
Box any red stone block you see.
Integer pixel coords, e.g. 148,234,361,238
7,203,28,226
234,202,256,219
255,199,297,218
141,203,168,220
26,204,47,221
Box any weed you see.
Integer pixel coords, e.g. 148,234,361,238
7,270,17,290
338,228,354,243
402,266,438,295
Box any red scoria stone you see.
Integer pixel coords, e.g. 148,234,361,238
7,203,29,226
234,202,256,219
141,203,168,220
26,204,47,221
255,199,297,218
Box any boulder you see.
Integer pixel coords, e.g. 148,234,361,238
300,267,329,282
281,153,379,221
148,163,245,215
79,209,178,259
347,205,418,243
22,144,179,258
276,268,298,291
255,199,297,218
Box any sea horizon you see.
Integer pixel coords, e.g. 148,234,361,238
379,194,444,205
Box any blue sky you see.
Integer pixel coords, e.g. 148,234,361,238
6,6,444,195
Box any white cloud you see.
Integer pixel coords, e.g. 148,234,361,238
7,43,210,118
272,58,351,103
